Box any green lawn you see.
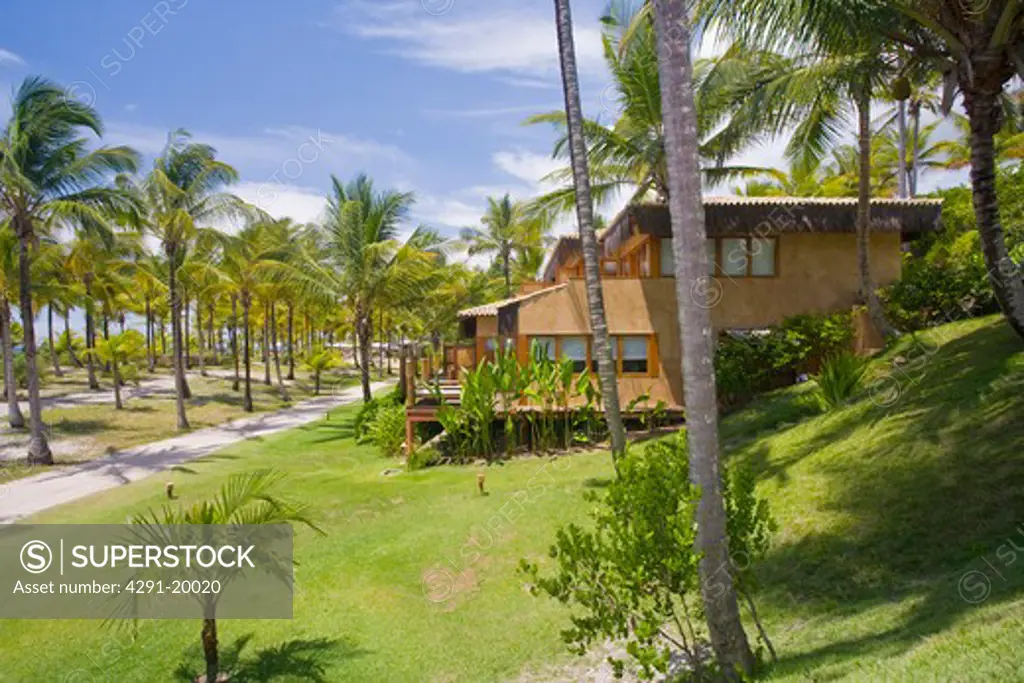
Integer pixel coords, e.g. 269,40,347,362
1,316,1021,681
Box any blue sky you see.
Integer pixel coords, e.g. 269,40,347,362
1,0,967,242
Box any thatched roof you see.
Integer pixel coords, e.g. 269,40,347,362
458,283,569,319
602,197,943,257
541,236,583,282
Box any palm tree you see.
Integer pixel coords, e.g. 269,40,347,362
302,347,338,395
0,77,140,464
318,174,418,402
87,330,145,410
703,0,1024,340
137,129,251,428
460,195,548,297
552,0,627,458
130,470,323,683
0,224,25,428
531,4,781,216
652,0,757,676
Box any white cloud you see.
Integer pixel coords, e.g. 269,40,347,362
334,1,605,79
0,49,24,67
420,104,555,120
492,149,563,188
233,181,328,225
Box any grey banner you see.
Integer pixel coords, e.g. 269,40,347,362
0,524,293,619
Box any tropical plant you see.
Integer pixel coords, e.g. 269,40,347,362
653,0,756,674
369,402,407,458
552,0,628,460
0,224,25,428
460,194,550,297
129,470,323,683
814,352,868,410
0,76,141,463
86,330,146,409
521,435,775,680
136,129,251,427
302,347,338,396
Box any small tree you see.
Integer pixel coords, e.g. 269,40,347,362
86,330,146,410
522,436,775,680
302,348,338,396
130,470,323,683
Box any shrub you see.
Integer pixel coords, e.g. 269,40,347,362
369,403,407,458
408,446,441,471
813,352,868,410
521,435,775,680
354,394,400,445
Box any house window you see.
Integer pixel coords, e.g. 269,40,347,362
531,336,556,360
706,238,718,276
591,335,616,373
560,337,588,372
750,237,777,276
621,337,649,375
661,238,675,277
484,337,497,352
721,238,749,276
603,260,619,276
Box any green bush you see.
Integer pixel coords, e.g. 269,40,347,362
370,403,407,458
408,446,441,471
521,435,775,679
715,311,853,409
354,393,400,444
813,352,868,410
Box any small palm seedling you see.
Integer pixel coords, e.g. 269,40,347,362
302,347,339,395
813,352,868,410
86,330,146,409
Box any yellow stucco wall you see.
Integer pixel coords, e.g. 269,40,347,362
509,232,902,409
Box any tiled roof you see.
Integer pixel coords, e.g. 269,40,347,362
458,284,569,318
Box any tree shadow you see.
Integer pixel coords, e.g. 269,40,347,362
174,635,367,682
736,321,1024,677
304,418,357,444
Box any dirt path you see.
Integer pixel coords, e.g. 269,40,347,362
0,381,389,523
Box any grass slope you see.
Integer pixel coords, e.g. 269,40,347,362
0,316,1020,681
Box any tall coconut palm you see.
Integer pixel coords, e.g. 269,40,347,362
460,195,549,297
137,130,251,428
532,4,782,216
0,224,25,428
652,0,757,676
702,0,1024,340
0,77,140,464
552,0,627,458
319,174,417,402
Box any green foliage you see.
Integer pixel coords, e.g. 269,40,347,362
5,352,49,390
715,311,854,409
521,435,775,680
407,445,441,471
354,394,400,445
813,352,868,410
369,403,407,459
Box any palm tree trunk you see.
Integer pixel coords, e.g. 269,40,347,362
242,295,253,412
14,216,52,464
271,304,289,401
287,302,295,380
201,618,219,683
378,308,385,380
652,1,755,676
64,309,83,369
184,293,191,371
145,296,155,373
231,295,240,392
168,248,190,430
855,86,897,340
503,249,512,298
266,303,274,385
553,0,626,458
112,356,122,410
47,304,64,377
910,100,921,197
84,284,100,391
160,318,166,355
897,99,908,199
101,314,111,374
357,307,372,402
197,297,207,377
964,85,1024,341
209,304,218,365
2,298,26,429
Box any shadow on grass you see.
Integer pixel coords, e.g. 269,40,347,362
304,417,358,444
737,321,1024,678
174,635,366,682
